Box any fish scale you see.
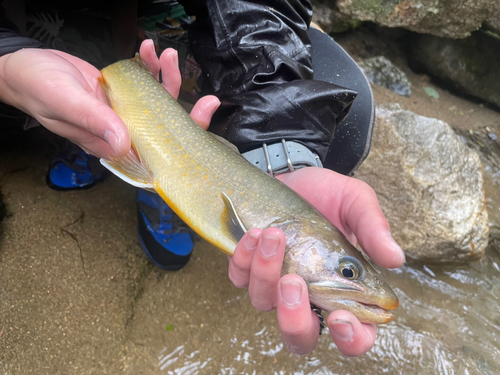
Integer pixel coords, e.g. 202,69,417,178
99,56,399,324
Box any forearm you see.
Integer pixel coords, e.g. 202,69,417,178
0,19,43,116
0,51,28,118
0,52,12,104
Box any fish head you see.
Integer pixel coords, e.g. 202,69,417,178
282,228,399,325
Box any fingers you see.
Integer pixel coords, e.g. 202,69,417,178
229,229,320,355
228,227,286,311
189,95,220,130
248,228,286,312
139,41,181,100
277,274,320,355
159,48,181,100
327,311,377,357
229,228,378,357
40,88,130,158
139,39,161,80
64,98,130,157
138,41,220,131
228,228,261,288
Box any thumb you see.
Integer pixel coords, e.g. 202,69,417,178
51,87,131,157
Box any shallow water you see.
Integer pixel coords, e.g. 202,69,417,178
147,244,500,375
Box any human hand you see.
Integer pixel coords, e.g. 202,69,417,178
0,40,219,158
228,167,405,356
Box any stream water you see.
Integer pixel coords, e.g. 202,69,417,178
153,243,500,375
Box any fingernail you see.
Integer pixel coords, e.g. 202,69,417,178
261,234,279,257
331,319,354,342
104,130,119,154
280,279,302,306
387,231,406,264
244,231,259,251
171,50,178,68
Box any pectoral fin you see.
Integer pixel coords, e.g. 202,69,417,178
100,150,155,190
221,192,247,242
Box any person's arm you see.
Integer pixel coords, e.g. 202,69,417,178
0,6,43,120
0,37,218,158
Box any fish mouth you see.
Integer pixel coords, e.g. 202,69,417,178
307,281,398,324
323,299,395,324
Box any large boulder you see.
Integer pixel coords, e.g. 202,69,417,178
312,0,500,39
408,31,500,108
354,104,488,262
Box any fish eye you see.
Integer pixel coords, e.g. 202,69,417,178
338,257,363,280
341,266,356,279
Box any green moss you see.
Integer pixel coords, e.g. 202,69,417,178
349,0,400,16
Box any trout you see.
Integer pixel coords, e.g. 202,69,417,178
98,56,398,324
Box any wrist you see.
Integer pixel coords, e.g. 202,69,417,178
0,53,13,104
0,51,23,110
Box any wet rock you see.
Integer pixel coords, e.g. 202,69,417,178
409,32,500,108
454,127,500,174
316,0,499,39
484,10,500,36
311,0,361,34
358,56,411,97
454,126,500,251
355,104,489,262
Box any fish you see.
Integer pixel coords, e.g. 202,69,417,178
98,55,399,324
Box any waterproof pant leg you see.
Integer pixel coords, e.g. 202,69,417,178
310,28,375,175
179,0,357,161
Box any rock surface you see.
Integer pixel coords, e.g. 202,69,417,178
311,0,360,34
408,31,500,108
358,56,411,97
484,10,500,35
313,0,500,39
355,104,489,262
